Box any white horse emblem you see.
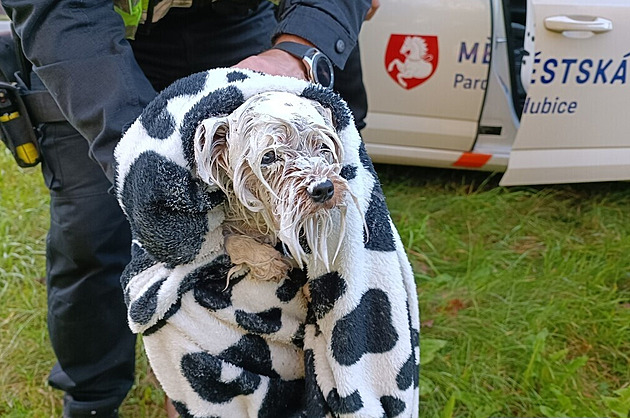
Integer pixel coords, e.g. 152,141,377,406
387,36,434,88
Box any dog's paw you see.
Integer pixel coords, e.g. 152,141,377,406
225,234,291,282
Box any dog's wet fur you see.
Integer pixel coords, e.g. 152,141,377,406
193,92,355,280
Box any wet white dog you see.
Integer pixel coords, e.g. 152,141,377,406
193,91,356,283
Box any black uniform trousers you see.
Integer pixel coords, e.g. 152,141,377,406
40,2,366,416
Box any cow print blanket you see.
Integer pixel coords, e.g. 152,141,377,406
114,68,420,418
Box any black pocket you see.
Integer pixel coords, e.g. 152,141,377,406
37,122,93,192
37,123,63,191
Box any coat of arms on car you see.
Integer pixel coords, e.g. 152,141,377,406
385,34,439,89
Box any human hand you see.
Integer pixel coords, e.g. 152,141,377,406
365,0,380,20
233,48,307,80
234,34,312,80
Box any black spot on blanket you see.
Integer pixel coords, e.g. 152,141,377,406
412,329,420,388
276,268,308,302
396,353,416,391
297,234,312,256
220,334,279,378
380,395,406,417
304,349,331,418
364,182,396,252
182,254,234,292
331,289,399,366
140,72,208,140
235,308,282,334
358,141,378,178
308,272,347,320
411,327,420,350
291,323,306,349
226,71,249,83
326,388,363,414
140,105,175,141
354,142,396,251
406,301,421,388
215,319,304,416
180,85,245,166
142,297,181,337
121,152,218,266
163,71,208,98
181,352,261,404
121,243,157,305
259,377,305,418
171,400,207,418
340,164,357,181
138,255,235,336
128,277,166,326
300,85,351,131
187,255,242,311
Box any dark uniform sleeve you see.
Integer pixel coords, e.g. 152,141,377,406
0,0,157,183
274,0,372,69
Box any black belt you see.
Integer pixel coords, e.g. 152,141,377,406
13,72,67,125
21,89,67,125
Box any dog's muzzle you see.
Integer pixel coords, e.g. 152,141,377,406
309,180,335,203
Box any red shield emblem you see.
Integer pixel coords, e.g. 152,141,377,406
385,34,439,90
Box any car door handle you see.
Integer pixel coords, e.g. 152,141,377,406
544,15,613,33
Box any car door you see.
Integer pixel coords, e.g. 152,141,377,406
501,0,630,186
359,0,492,166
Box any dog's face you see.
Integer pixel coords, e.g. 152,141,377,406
194,91,351,268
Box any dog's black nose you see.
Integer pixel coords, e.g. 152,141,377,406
309,180,335,203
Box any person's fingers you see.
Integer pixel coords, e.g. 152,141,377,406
233,49,307,80
365,0,380,20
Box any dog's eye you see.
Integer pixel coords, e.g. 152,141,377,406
261,151,276,165
318,142,334,156
319,143,335,162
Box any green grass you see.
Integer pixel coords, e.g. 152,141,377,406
377,165,630,417
1,148,629,417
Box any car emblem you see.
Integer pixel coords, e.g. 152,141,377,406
385,34,439,90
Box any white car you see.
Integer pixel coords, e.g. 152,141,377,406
359,0,630,185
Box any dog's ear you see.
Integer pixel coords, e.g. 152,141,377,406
193,118,229,187
308,101,343,161
312,101,335,130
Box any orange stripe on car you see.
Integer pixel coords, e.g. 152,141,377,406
453,152,492,168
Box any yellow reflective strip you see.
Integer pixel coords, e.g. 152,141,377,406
114,0,143,28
